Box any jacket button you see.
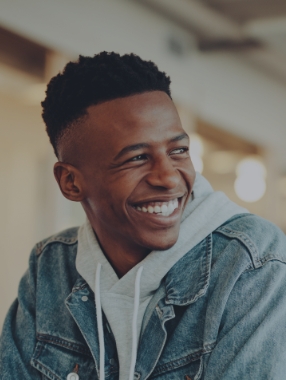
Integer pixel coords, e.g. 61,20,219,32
67,373,79,380
81,296,88,302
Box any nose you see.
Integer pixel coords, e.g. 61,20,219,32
145,156,181,189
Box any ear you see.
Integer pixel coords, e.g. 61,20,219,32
54,162,85,202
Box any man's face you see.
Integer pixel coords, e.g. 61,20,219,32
78,91,196,255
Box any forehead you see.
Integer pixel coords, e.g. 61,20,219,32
86,91,182,143
66,91,186,167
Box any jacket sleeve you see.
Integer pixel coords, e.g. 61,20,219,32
0,247,42,379
204,259,286,379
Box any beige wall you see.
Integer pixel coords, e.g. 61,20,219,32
0,90,85,328
0,93,44,326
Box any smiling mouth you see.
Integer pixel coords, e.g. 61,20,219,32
133,198,180,217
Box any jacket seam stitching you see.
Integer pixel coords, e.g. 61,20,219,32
166,234,212,305
31,358,61,380
37,334,91,356
242,258,286,274
216,228,286,268
33,340,44,360
151,342,215,375
36,238,78,256
215,228,260,267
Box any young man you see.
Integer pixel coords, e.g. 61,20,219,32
1,52,286,380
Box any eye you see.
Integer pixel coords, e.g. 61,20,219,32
170,147,189,155
129,154,148,162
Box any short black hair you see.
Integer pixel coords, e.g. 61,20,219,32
41,51,172,156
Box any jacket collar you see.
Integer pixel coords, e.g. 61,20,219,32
65,234,212,379
164,234,212,306
71,233,212,308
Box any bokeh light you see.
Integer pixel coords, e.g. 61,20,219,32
189,133,204,173
234,156,266,202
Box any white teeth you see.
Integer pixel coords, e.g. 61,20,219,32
167,203,174,214
161,204,168,213
147,205,154,213
154,206,161,213
135,198,179,216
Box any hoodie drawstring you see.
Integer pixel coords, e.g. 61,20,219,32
129,266,143,380
95,263,143,380
95,263,105,380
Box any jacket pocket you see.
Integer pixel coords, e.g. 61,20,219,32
150,355,203,380
30,339,97,380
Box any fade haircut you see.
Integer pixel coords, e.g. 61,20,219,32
41,51,172,157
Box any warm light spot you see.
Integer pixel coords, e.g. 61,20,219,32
236,157,266,178
234,156,267,202
234,175,266,202
189,133,204,173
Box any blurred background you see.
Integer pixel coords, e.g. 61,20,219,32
0,0,286,328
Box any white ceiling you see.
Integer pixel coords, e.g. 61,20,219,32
0,0,285,170
137,0,286,82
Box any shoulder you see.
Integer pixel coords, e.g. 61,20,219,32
27,227,80,288
215,214,286,269
34,226,79,256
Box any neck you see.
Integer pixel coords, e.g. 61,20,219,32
104,247,149,278
88,221,150,278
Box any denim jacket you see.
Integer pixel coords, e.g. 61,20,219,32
1,213,286,379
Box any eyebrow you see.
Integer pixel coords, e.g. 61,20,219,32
169,132,189,143
114,133,189,161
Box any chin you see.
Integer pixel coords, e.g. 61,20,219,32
141,232,179,252
152,241,178,251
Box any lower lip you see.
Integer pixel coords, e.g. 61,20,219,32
130,202,182,227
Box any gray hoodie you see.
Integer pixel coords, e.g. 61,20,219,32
76,173,248,380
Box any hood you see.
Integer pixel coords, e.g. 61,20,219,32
76,172,248,380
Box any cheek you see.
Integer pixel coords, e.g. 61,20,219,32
178,161,196,185
107,170,143,197
95,176,138,213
